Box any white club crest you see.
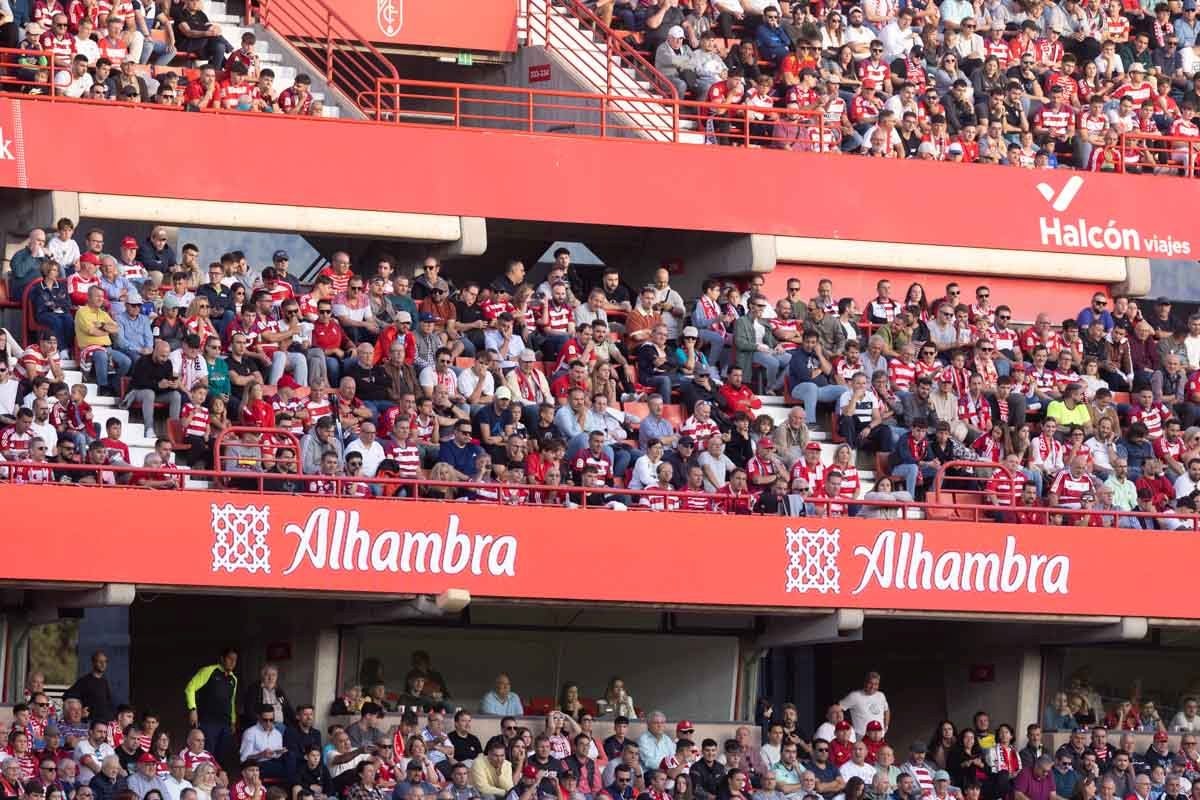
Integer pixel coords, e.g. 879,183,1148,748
377,0,403,38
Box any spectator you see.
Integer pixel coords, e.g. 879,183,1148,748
481,674,524,717
184,648,238,768
734,297,790,393
638,715,673,773
7,228,48,300
472,741,515,800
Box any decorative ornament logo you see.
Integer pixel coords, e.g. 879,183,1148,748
377,0,403,38
785,527,840,593
1035,175,1083,212
210,504,272,574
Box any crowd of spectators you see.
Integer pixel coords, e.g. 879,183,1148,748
4,225,1200,525
597,0,1200,169
18,656,1200,800
4,1,323,116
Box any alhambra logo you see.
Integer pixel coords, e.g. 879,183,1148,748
785,529,1072,596
209,504,519,578
377,0,403,37
1035,176,1190,256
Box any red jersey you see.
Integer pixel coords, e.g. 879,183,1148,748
680,415,721,447
217,79,253,108
719,383,762,414
789,459,826,490
856,58,891,86
16,345,59,382
67,272,100,305
714,484,753,514
317,266,351,295
1035,104,1073,136
96,35,128,65
278,86,314,115
39,30,75,63
183,80,220,109
849,93,883,124
986,469,1026,505
887,358,917,392
1130,402,1169,439
572,450,613,483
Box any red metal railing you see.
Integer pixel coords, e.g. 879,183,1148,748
2,455,1194,529
256,0,398,114
0,46,57,96
1122,131,1200,178
363,77,828,149
527,0,678,104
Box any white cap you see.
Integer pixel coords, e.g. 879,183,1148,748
668,25,685,39
495,386,512,400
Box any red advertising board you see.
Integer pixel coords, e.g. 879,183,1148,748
0,484,1192,618
0,97,1193,260
268,0,518,51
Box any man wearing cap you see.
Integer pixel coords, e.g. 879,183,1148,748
76,286,131,397
505,350,552,430
900,742,934,798
929,771,955,800
134,226,176,276
129,752,169,798
655,24,698,97
473,386,516,459
270,250,302,296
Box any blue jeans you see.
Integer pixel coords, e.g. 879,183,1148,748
894,462,937,497
92,347,132,391
698,329,726,369
789,382,849,422
36,312,74,350
753,351,791,391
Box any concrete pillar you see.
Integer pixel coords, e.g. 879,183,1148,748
312,627,340,730
1015,648,1043,736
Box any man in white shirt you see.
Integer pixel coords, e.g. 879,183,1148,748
74,720,117,784
240,704,288,782
61,54,94,98
839,672,891,737
880,9,920,61
814,705,856,744
162,757,194,800
74,19,101,63
840,742,877,784
1174,458,1200,499
345,422,386,477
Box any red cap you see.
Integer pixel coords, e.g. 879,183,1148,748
866,721,884,732
121,236,138,249
676,720,695,733
80,251,101,266
138,753,159,764
835,721,852,731
861,78,877,89
1155,731,1169,742
277,375,300,390
1010,363,1026,373
805,442,822,451
523,764,539,779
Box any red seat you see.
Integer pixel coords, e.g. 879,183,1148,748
167,419,193,452
0,278,19,310
661,404,684,429
21,278,46,346
525,696,553,716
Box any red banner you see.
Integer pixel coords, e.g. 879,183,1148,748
1,484,1190,618
270,0,518,51
0,97,1193,259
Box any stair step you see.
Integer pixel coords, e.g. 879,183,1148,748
210,13,239,24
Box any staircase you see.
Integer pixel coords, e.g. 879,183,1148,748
521,0,703,144
179,0,348,118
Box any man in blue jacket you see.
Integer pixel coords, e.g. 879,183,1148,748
755,6,793,66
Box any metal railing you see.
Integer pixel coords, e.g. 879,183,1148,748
1121,131,1200,178
256,0,398,114
527,0,677,102
362,76,828,148
0,46,57,96
4,428,1195,529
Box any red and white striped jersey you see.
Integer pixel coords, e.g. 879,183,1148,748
641,492,682,511
986,469,1026,505
39,30,76,62
1035,105,1073,136
770,319,802,349
857,59,891,86
959,392,993,430
317,266,351,295
392,444,421,478
681,492,715,512
306,396,333,427
837,465,860,498
1102,13,1130,40
1050,470,1094,507
16,345,60,382
789,459,826,489
680,415,721,447
218,79,253,108
887,358,917,392
180,749,217,773
11,464,52,484
833,356,862,383
97,35,128,65
984,38,1010,66
572,451,613,483
1078,110,1109,137
1130,403,1168,439
0,427,33,459
543,302,572,334
1111,81,1155,106
67,272,100,305
182,403,211,438
278,86,314,115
